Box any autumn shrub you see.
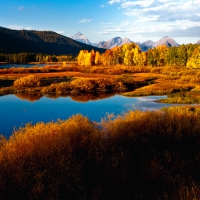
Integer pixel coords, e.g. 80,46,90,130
117,74,134,84
41,84,56,93
93,78,116,93
89,66,109,74
54,82,71,94
14,75,41,87
39,77,130,95
151,67,163,74
130,66,152,73
0,107,200,199
70,78,94,94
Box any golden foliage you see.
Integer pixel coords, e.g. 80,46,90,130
14,75,41,87
1,108,200,199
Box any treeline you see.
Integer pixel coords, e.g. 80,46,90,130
77,43,200,68
0,53,76,64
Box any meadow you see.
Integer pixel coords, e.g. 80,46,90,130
1,63,200,103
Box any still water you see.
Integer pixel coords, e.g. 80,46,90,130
0,63,62,68
0,94,182,137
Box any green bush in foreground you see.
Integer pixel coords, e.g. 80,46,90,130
0,107,200,199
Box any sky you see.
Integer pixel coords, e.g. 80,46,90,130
0,0,200,44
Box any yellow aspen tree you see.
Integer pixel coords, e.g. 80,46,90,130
112,46,120,65
156,44,168,65
95,51,101,65
90,49,96,65
77,50,85,66
133,48,139,65
139,52,147,66
124,49,134,66
84,52,91,66
187,53,200,68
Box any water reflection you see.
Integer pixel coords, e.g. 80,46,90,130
14,93,115,102
0,94,186,137
15,93,43,102
0,63,62,68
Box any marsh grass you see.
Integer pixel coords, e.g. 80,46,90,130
1,65,200,104
123,79,194,96
0,107,200,199
158,92,200,104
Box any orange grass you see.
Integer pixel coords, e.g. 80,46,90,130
1,65,200,104
0,107,200,199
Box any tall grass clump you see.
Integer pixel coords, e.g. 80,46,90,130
0,107,200,199
14,75,41,87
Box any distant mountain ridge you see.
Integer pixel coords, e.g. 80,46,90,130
72,32,200,51
0,27,106,55
136,40,155,51
153,36,179,47
94,37,132,49
71,32,92,45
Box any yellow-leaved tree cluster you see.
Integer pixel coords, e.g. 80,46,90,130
77,42,200,68
186,46,200,68
77,49,101,66
77,43,147,66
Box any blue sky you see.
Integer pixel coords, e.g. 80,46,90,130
0,0,200,44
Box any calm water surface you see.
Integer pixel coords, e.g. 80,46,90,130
0,94,182,137
0,63,62,68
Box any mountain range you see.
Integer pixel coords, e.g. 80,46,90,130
71,32,200,51
0,26,199,55
0,27,106,55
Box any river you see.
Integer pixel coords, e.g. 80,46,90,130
0,94,185,137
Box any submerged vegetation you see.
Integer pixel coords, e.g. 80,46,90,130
1,107,200,199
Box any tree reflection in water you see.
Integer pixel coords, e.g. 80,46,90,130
14,93,115,102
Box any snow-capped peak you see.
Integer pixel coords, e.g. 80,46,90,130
71,32,92,45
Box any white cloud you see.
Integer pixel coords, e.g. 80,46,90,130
107,0,121,5
121,21,130,26
56,31,65,34
174,20,200,30
8,25,23,30
101,5,108,8
99,0,200,39
121,0,155,8
137,15,159,22
8,25,34,30
79,19,92,23
25,27,33,30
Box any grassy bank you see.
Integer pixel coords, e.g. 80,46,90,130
1,65,200,103
0,106,200,199
157,92,200,104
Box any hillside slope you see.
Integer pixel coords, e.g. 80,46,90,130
0,27,106,55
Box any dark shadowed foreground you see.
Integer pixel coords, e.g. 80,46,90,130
0,106,200,199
